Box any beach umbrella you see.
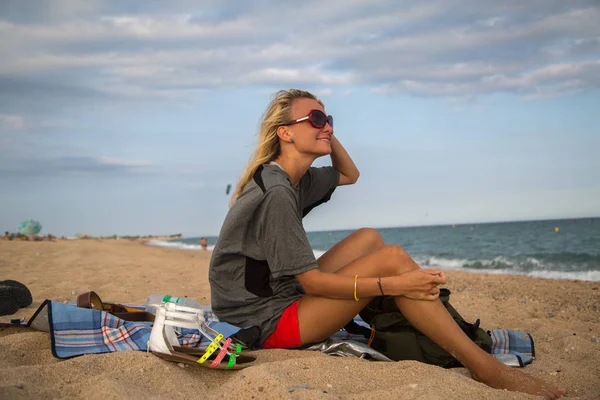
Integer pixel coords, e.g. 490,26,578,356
18,219,42,237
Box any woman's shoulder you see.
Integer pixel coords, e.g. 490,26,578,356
254,164,295,194
233,169,294,210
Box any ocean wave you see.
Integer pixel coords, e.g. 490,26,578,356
457,267,600,282
415,256,470,269
146,240,215,252
415,254,600,281
528,251,600,264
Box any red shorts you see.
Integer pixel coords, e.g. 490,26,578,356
261,300,302,349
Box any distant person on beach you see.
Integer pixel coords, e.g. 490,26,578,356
2,231,8,240
199,237,208,251
208,89,565,399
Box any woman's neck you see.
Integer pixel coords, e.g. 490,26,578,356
273,153,315,188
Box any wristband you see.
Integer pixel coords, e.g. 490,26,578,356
377,277,385,296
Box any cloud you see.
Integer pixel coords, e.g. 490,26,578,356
97,157,153,168
0,155,155,177
372,60,600,98
0,0,598,111
0,114,74,133
0,115,26,130
314,88,333,97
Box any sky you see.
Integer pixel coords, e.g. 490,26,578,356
1,0,599,237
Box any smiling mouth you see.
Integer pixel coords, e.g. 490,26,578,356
317,138,331,142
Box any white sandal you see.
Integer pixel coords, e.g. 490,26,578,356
148,302,255,369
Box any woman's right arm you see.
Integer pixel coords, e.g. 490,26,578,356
296,268,446,301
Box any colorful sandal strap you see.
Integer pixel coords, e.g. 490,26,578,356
210,338,232,367
197,334,224,364
227,354,237,369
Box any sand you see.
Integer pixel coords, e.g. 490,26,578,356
0,239,599,399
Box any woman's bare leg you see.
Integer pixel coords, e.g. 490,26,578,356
392,292,566,399
317,228,385,274
297,230,566,399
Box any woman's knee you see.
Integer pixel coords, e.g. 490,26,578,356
354,227,384,251
377,244,419,275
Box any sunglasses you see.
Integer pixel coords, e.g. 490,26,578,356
287,109,333,129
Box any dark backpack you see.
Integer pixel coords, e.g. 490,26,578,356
345,288,492,368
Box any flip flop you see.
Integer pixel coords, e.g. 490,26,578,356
148,302,255,370
0,280,33,308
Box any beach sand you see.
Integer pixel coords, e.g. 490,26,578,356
1,240,598,399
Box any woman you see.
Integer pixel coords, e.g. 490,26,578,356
209,89,565,399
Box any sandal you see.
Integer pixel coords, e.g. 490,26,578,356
76,291,155,322
148,302,255,370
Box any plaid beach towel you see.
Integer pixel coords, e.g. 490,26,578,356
20,299,535,367
25,300,211,359
489,329,535,367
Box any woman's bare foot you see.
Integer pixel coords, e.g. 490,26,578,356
472,364,567,399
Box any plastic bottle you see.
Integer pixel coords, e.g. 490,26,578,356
144,294,210,313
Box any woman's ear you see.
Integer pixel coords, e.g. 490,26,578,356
277,126,293,143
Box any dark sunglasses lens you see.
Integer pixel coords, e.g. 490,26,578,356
327,115,333,128
310,110,328,128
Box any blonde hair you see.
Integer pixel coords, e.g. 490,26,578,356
229,89,319,207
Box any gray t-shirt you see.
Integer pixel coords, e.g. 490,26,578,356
209,163,340,344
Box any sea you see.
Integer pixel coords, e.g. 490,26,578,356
147,217,600,282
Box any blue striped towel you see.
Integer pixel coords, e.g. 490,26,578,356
488,329,535,367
